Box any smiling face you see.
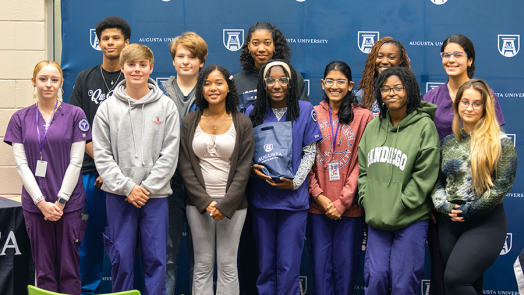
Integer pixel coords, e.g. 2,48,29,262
203,69,229,107
321,70,354,106
173,44,204,78
121,60,153,87
266,66,289,108
248,29,275,69
380,75,407,114
442,42,473,79
375,43,402,75
99,28,129,60
31,64,63,101
458,87,484,130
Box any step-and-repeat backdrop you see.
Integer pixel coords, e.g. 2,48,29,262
61,0,523,294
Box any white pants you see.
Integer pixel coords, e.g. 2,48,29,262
187,205,247,295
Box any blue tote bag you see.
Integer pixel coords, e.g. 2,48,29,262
253,121,294,181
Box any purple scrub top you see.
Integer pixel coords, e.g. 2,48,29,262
246,100,322,211
4,102,92,213
423,83,505,140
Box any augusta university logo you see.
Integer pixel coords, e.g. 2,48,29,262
430,0,448,4
426,82,444,94
498,35,520,57
304,79,310,96
500,233,512,255
155,77,170,94
264,144,273,152
90,29,101,51
507,134,516,147
421,280,431,295
358,31,380,54
223,29,244,51
299,276,308,295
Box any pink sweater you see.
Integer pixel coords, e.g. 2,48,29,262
308,101,373,217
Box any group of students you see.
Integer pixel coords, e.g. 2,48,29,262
5,15,518,295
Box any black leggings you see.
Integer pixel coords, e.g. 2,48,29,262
439,203,507,295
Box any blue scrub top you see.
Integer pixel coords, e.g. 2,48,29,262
246,100,322,211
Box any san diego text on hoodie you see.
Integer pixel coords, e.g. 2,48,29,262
357,101,440,230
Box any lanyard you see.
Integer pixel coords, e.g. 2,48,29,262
36,101,58,161
328,104,340,161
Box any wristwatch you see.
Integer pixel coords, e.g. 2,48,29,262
57,197,67,205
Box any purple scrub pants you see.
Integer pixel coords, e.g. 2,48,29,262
252,207,308,295
306,213,365,295
24,207,86,295
103,193,168,295
364,220,429,295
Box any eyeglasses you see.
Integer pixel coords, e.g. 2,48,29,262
380,86,405,94
265,77,289,86
440,51,468,61
323,79,348,87
459,100,483,110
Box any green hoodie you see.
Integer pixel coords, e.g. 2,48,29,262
357,101,440,230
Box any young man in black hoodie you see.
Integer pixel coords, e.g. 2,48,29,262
161,31,208,295
68,16,130,295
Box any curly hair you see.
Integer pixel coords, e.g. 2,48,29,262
358,37,411,111
195,65,239,113
441,34,476,78
374,67,422,119
322,61,357,125
239,22,291,71
249,60,300,127
95,16,131,41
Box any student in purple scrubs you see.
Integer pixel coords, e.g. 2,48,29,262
423,34,505,295
4,60,91,295
424,34,504,140
246,60,322,295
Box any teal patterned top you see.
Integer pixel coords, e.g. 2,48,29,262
431,129,517,220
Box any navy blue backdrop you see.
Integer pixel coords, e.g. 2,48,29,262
61,0,523,294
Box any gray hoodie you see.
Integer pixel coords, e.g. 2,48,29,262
93,78,180,198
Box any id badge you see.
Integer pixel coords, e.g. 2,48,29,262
328,161,340,181
35,160,47,177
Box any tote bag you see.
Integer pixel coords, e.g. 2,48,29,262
253,121,294,181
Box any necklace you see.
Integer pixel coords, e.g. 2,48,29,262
204,110,227,130
100,66,122,92
447,83,456,100
36,101,60,131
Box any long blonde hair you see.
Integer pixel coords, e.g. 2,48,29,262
452,79,501,197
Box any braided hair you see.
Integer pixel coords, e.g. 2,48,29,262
322,61,357,125
195,64,239,113
249,60,300,127
374,67,422,119
239,22,291,71
358,37,411,111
